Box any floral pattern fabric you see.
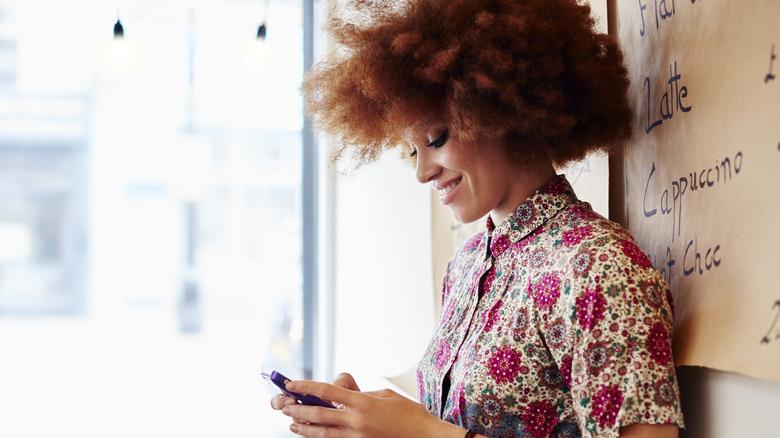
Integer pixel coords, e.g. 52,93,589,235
417,175,684,438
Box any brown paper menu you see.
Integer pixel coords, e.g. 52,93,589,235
615,0,780,382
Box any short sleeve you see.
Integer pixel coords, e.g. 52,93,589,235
549,235,685,438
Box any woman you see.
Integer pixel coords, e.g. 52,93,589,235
271,0,685,436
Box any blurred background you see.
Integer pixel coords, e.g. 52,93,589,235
0,0,311,436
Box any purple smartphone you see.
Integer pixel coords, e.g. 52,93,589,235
262,369,335,409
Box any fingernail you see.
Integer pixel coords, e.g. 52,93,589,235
290,424,299,434
282,406,292,416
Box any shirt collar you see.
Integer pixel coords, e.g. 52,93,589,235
485,174,578,258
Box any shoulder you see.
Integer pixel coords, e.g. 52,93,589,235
551,202,675,325
556,202,653,268
536,201,671,312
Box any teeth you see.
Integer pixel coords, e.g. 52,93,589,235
439,181,458,196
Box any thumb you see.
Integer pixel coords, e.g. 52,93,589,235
332,372,361,392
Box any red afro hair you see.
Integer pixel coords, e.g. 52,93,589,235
302,0,632,167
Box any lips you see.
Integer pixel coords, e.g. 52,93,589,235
434,177,461,204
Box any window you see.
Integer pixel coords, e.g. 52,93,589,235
0,1,311,436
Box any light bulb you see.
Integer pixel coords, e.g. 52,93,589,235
243,23,271,72
114,18,124,39
101,17,138,73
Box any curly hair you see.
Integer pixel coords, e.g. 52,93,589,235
302,0,632,167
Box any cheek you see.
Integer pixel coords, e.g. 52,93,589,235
448,153,478,173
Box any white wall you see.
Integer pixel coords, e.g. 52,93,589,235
677,366,780,437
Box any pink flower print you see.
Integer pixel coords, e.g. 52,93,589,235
546,318,567,349
512,308,529,341
575,285,608,331
515,203,535,224
539,366,565,388
454,383,467,417
544,176,567,195
654,379,676,406
565,212,582,228
639,280,663,308
446,383,466,423
480,394,504,422
487,345,523,384
463,232,484,252
572,249,594,277
530,248,547,268
586,342,609,372
591,384,624,429
434,339,452,369
558,355,573,386
530,272,561,310
490,235,511,255
441,299,457,323
520,400,559,438
575,207,602,222
619,240,653,268
484,300,504,332
561,224,594,247
416,369,425,401
647,322,672,365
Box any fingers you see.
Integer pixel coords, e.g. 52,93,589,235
273,374,359,412
332,372,360,392
282,404,343,427
286,380,360,407
289,422,342,438
270,394,298,410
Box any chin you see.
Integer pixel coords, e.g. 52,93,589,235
450,209,484,225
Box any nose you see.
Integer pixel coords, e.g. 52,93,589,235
415,149,440,184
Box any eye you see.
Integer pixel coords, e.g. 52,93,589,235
427,130,449,148
408,149,418,158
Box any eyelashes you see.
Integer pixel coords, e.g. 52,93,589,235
427,129,449,148
409,129,450,158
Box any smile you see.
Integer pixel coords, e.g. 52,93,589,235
435,177,461,199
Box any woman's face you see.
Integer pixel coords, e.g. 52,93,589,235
408,126,552,224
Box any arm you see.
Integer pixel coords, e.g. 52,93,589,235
272,376,677,438
548,228,685,437
620,424,678,438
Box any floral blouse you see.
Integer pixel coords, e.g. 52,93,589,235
417,175,684,438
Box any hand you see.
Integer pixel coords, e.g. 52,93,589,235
270,372,360,411
280,379,464,438
331,372,361,392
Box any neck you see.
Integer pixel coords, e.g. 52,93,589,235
489,160,557,225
